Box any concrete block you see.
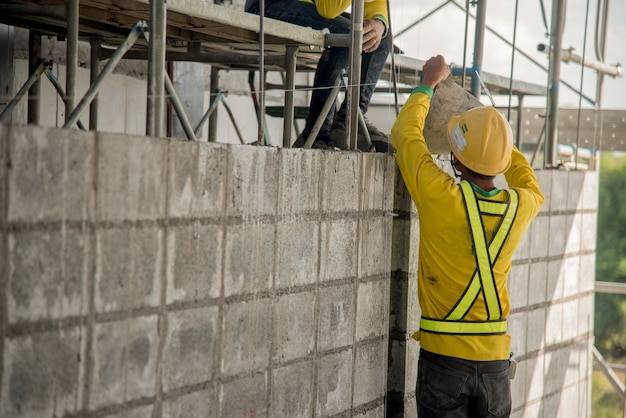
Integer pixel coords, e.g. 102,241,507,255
580,212,596,252
162,389,217,418
107,405,153,418
361,155,390,211
8,227,89,322
529,216,549,259
510,358,527,410
7,125,96,222
562,299,579,341
219,373,267,417
535,170,552,213
579,254,595,294
322,152,360,213
318,284,355,352
391,218,419,274
581,170,598,211
355,404,386,417
162,307,219,392
90,316,158,410
353,339,386,407
0,327,83,418
564,213,582,255
511,225,530,261
547,258,565,301
566,170,585,211
405,339,419,392
389,275,409,334
577,294,594,337
387,339,407,394
562,256,580,298
393,165,416,214
168,140,227,218
226,145,279,216
508,263,529,310
544,348,570,396
279,149,322,215
224,222,274,297
525,354,545,403
557,383,580,418
221,299,271,376
0,124,8,220
360,217,392,278
7,125,63,221
547,214,567,257
356,279,389,341
508,312,527,357
95,227,162,313
316,349,353,417
550,169,569,212
527,261,547,305
320,219,357,282
544,303,563,346
270,361,313,417
276,220,318,288
97,132,167,221
526,307,546,353
166,223,222,304
272,292,316,363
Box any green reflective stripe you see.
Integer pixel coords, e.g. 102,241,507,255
478,200,507,215
420,317,507,335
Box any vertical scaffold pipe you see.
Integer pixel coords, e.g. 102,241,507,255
348,0,364,150
470,0,487,99
546,0,567,168
66,0,78,122
147,0,167,137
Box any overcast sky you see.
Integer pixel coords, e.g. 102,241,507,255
387,0,625,110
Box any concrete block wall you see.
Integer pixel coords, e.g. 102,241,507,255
387,164,597,418
0,123,395,417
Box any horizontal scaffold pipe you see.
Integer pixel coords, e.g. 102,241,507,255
537,43,622,78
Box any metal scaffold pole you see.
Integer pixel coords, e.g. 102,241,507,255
470,0,487,99
66,0,78,122
546,0,567,168
348,0,364,150
147,0,167,137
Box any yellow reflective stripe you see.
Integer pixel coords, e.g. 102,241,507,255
420,317,507,335
449,181,498,319
478,200,507,215
447,183,518,322
487,189,518,263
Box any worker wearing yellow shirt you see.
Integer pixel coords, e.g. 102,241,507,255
245,0,391,152
391,55,544,417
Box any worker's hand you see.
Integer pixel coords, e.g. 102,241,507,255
362,18,385,53
421,55,450,88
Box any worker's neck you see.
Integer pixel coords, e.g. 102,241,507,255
462,174,496,192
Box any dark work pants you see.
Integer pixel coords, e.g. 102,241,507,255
416,349,512,418
245,0,392,139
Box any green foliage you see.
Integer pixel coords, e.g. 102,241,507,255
595,152,626,360
591,371,624,418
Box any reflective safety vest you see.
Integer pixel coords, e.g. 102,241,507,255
420,180,519,335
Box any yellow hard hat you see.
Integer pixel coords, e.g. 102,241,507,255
446,107,513,176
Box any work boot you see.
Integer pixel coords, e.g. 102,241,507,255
329,114,391,153
292,132,337,150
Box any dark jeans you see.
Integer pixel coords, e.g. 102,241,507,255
245,0,392,139
416,349,512,418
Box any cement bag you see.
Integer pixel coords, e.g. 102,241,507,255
423,78,483,155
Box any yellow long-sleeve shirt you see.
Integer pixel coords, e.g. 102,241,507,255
391,85,544,361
